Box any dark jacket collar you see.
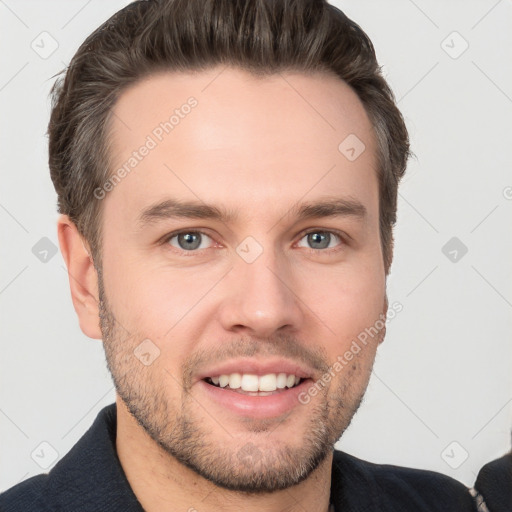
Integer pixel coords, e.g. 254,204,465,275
44,402,145,511
6,402,476,512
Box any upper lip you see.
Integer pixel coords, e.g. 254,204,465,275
195,358,316,383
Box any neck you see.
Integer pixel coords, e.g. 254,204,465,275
115,398,334,512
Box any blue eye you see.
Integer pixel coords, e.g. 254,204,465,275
163,229,345,256
297,231,343,251
167,231,214,251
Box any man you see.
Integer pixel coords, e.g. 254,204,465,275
0,0,480,510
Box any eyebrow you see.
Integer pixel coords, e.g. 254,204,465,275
137,196,367,228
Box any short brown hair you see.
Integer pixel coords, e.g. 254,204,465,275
48,0,410,274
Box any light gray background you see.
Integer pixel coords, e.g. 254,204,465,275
1,0,511,492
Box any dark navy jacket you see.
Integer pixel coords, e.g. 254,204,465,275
0,403,478,511
473,451,512,511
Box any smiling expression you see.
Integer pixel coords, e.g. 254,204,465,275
94,66,387,493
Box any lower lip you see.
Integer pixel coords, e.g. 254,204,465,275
197,379,312,419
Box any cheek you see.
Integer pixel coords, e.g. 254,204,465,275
120,277,188,337
312,265,385,331
309,265,385,373
104,258,223,346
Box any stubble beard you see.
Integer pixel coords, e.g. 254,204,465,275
97,271,372,494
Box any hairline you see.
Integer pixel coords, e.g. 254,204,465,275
86,65,387,270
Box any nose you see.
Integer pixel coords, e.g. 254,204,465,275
217,247,304,338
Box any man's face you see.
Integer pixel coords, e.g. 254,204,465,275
98,67,386,493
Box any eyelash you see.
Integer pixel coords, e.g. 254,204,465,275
161,228,347,256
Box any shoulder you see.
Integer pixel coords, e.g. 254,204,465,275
0,403,120,512
0,474,49,512
473,451,512,511
331,449,477,511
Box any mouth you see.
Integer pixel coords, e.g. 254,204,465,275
198,372,314,418
202,372,305,396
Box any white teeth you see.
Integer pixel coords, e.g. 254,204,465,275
229,372,242,389
208,372,302,391
276,373,287,389
259,374,277,392
241,374,259,392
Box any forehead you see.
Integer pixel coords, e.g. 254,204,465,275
106,67,378,226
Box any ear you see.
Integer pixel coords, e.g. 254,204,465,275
57,215,102,340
